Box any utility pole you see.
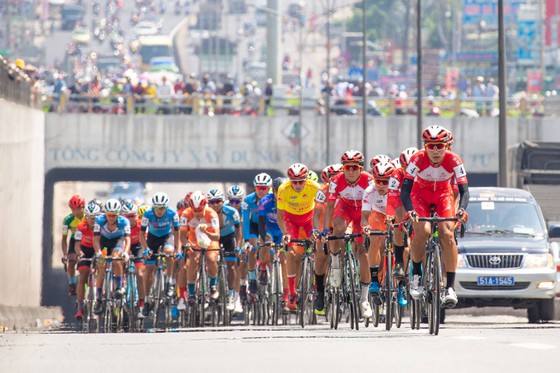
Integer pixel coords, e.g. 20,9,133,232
266,0,281,84
362,0,367,159
416,0,423,148
498,0,507,187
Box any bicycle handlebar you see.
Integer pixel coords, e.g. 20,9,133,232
327,233,363,241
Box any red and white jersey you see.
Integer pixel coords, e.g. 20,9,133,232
328,172,374,209
362,185,387,215
404,150,467,191
386,167,405,216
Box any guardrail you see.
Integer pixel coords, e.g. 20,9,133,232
0,55,33,106
42,92,546,118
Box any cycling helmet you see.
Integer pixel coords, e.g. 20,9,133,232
371,161,396,179
69,194,86,209
287,163,309,180
253,173,272,187
273,177,287,191
422,125,450,143
188,190,207,211
340,150,364,165
369,154,392,169
121,199,138,215
138,204,149,218
399,147,419,169
151,192,169,207
88,198,103,209
447,131,455,147
207,188,225,201
392,158,401,169
227,185,245,200
104,198,122,214
84,202,101,217
176,199,188,211
307,170,319,183
327,163,343,179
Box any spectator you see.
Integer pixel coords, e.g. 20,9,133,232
156,75,175,114
264,78,273,116
485,78,499,116
472,76,486,116
133,80,147,113
52,73,67,112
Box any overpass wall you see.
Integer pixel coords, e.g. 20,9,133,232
45,114,560,174
0,99,44,307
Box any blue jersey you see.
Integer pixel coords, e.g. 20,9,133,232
141,207,180,237
258,194,282,237
94,215,130,239
219,204,241,236
242,192,261,240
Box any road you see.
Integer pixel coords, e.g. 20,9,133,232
1,314,558,372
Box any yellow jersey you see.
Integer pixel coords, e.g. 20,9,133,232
277,180,320,215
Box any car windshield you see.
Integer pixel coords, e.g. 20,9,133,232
109,182,145,199
465,201,545,236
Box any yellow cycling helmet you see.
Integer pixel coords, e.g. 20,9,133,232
307,170,319,183
138,204,149,219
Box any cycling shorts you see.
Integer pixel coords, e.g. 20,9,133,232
333,202,363,243
100,236,125,256
77,246,95,271
68,236,76,255
145,233,174,265
411,187,456,218
368,210,387,231
246,220,259,240
219,232,237,262
130,243,145,267
284,210,313,254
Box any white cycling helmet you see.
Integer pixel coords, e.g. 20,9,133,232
84,202,101,217
207,188,224,201
227,185,245,200
152,192,169,207
121,199,138,215
253,172,272,187
188,190,207,211
104,198,122,214
399,147,419,169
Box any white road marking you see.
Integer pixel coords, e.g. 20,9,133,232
511,343,556,350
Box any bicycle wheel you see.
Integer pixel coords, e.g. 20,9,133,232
426,245,441,335
346,251,360,331
126,272,137,332
299,257,309,328
271,262,281,326
198,260,207,327
151,271,163,329
384,251,393,331
330,290,340,330
218,264,229,326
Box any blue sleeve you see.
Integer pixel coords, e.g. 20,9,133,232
242,197,251,241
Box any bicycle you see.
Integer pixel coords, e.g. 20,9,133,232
78,256,98,333
145,250,176,331
216,246,231,326
289,238,316,328
410,214,463,335
326,233,362,330
188,246,222,328
123,254,142,332
97,255,125,333
261,242,286,326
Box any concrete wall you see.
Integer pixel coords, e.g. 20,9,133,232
0,99,44,307
45,114,560,174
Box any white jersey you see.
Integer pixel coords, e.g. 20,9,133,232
361,185,387,215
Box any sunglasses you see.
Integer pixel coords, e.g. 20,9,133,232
255,186,270,191
154,206,167,211
425,142,447,150
209,199,223,205
229,199,241,204
374,178,389,186
343,164,361,171
291,179,306,185
106,212,119,217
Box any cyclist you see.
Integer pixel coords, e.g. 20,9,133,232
74,202,101,320
241,173,272,298
386,147,418,276
225,185,245,212
312,163,342,315
179,191,221,305
361,161,401,311
62,195,86,296
225,184,245,310
324,150,374,318
207,188,242,313
138,204,149,219
139,192,181,316
277,163,320,311
258,177,289,307
121,199,146,318
401,125,470,308
93,199,131,314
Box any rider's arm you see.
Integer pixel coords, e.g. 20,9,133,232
277,208,287,235
457,183,470,211
93,235,101,254
258,215,268,242
400,178,414,212
323,200,335,231
360,209,371,228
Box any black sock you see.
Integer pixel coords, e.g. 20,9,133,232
315,274,325,292
394,245,405,264
446,272,455,289
369,266,379,283
412,261,422,276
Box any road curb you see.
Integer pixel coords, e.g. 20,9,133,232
0,305,64,332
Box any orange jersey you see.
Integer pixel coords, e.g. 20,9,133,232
75,220,94,248
314,183,330,229
180,207,220,248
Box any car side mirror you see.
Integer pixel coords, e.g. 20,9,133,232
549,225,560,238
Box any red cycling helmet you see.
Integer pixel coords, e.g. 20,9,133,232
188,190,207,211
340,150,364,165
321,166,330,183
422,125,450,143
287,163,309,180
371,161,396,179
447,132,455,147
369,154,391,169
69,194,86,209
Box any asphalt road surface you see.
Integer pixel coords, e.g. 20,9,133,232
1,313,558,373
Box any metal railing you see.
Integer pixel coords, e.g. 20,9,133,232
0,54,33,106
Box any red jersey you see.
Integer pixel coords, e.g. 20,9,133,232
129,219,142,245
386,167,405,217
404,150,467,191
327,172,374,210
75,221,94,248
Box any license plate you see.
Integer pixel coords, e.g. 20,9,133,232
477,276,515,286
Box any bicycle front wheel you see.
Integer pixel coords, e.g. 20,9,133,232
346,252,360,331
426,245,442,335
384,251,393,331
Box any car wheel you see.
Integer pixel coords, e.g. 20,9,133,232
538,298,555,321
527,305,540,324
